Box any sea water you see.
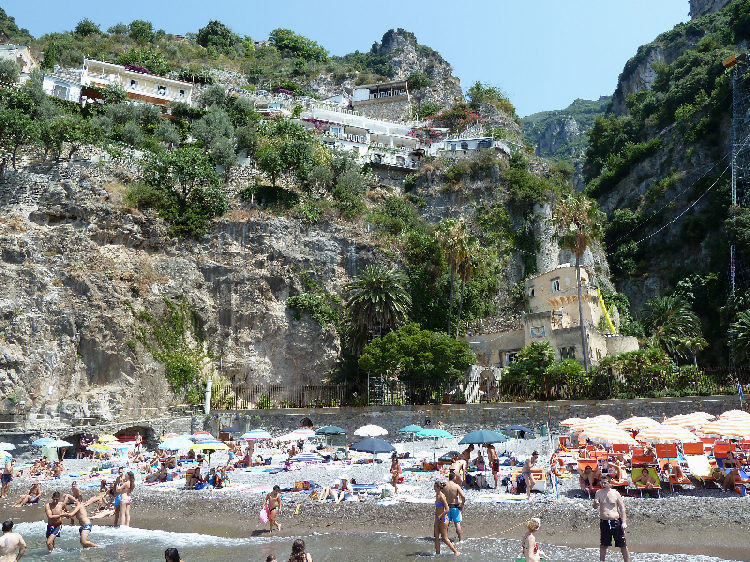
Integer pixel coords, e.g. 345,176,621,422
11,521,740,561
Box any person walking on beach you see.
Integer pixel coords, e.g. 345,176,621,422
522,517,549,562
593,475,629,562
433,481,459,557
443,473,465,543
1,460,14,499
44,491,70,551
390,456,402,496
0,520,26,561
287,538,313,562
117,471,135,527
264,485,283,534
65,501,99,548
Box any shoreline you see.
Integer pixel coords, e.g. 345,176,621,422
8,488,746,560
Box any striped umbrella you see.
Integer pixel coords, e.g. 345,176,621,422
663,412,713,429
718,410,750,420
560,417,585,426
581,425,639,446
159,436,194,450
240,429,272,440
696,418,750,439
618,416,660,431
635,425,700,443
289,452,325,463
567,418,618,433
88,443,114,453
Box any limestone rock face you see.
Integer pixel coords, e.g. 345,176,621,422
689,0,731,18
0,160,376,424
611,45,665,116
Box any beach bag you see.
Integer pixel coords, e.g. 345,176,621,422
516,474,526,494
309,489,319,501
259,506,269,523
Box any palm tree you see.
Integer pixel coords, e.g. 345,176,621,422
642,295,702,360
435,219,468,334
344,264,412,354
455,238,479,336
553,193,605,373
730,310,750,363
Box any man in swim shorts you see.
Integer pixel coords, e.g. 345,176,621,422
0,519,26,561
593,475,630,561
1,460,14,499
66,500,99,548
443,473,466,543
264,485,283,534
44,491,70,551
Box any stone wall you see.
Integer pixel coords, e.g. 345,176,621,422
353,99,413,122
208,395,741,439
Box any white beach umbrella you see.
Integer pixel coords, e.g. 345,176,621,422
580,426,639,446
47,440,74,448
696,419,750,439
0,443,16,451
560,417,585,426
617,417,660,431
718,410,750,420
635,425,700,444
354,424,388,437
662,413,712,429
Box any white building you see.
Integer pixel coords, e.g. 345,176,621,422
42,68,82,103
439,136,513,158
81,59,194,107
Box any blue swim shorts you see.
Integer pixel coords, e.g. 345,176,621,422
448,506,462,523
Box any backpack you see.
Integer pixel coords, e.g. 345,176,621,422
516,474,526,494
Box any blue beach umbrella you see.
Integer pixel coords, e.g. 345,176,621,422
459,429,508,445
417,428,454,462
32,437,54,447
240,429,272,440
398,425,423,434
350,438,395,455
315,426,347,435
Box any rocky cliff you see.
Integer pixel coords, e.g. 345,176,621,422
0,156,382,425
690,0,732,18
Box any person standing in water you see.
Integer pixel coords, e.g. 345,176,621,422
0,520,26,561
65,500,99,548
1,460,14,499
593,475,629,562
44,491,70,551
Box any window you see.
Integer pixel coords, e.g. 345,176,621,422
551,278,560,292
157,85,167,95
505,352,517,365
450,143,456,151
130,79,138,88
596,349,602,360
460,141,469,150
560,346,576,360
528,287,535,297
179,89,186,97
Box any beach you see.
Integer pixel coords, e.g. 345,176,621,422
2,435,749,561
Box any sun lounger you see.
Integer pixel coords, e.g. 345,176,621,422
577,459,601,497
630,467,661,497
511,467,547,494
659,459,692,492
685,454,718,487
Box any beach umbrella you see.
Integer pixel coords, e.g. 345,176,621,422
618,417,660,431
581,426,638,446
189,441,229,466
192,431,215,441
289,452,325,463
350,437,395,454
662,413,712,429
274,432,309,442
459,429,507,445
47,440,73,448
31,437,54,447
718,410,750,420
696,419,750,439
159,436,193,451
354,424,388,437
635,425,700,443
97,434,118,443
0,443,16,451
240,429,272,440
88,443,114,453
290,429,316,439
316,425,347,435
417,428,453,439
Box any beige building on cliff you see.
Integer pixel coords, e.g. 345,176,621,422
469,264,639,370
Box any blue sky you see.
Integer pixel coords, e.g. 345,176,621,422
3,0,690,116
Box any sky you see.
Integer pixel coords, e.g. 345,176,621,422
2,0,690,117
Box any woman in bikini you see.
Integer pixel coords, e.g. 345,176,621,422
522,517,549,562
390,456,402,496
433,480,459,556
118,471,135,526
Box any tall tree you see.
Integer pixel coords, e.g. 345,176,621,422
343,265,411,354
730,310,750,363
553,193,605,373
435,219,468,334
